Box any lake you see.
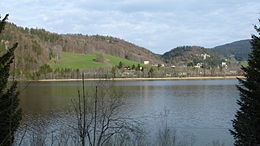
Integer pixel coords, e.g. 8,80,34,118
18,79,239,146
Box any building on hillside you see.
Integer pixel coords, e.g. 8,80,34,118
201,53,210,60
221,62,227,67
178,72,187,76
144,61,150,65
166,73,171,77
194,63,203,68
221,62,228,69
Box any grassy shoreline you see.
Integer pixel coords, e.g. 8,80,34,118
32,76,245,82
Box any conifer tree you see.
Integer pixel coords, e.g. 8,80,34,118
230,19,260,145
0,14,22,146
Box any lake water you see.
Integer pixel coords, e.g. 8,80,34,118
18,79,239,146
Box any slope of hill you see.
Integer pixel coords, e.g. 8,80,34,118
61,34,163,64
0,23,162,73
162,46,224,66
212,39,251,61
49,52,143,69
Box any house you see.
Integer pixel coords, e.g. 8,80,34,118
144,61,149,65
166,73,171,77
194,63,203,68
201,53,210,60
221,62,227,67
178,72,187,76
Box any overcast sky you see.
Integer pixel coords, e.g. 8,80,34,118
0,0,259,54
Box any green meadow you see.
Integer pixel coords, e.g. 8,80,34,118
49,52,142,69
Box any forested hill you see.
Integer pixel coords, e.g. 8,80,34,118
212,39,251,61
162,46,224,67
0,23,163,72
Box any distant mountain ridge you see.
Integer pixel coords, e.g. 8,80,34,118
212,39,251,61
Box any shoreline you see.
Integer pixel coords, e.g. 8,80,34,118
29,76,245,82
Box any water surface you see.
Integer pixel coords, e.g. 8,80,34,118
18,79,239,145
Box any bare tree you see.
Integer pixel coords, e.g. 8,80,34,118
71,74,142,146
156,108,176,146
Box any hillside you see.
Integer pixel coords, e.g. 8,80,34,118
162,46,224,67
212,39,251,61
49,52,143,69
0,23,162,73
0,22,251,75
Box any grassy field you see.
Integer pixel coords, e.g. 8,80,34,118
49,52,142,69
227,59,248,67
240,61,248,67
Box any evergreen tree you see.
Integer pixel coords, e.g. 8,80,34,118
118,61,123,69
131,64,136,70
0,14,22,146
136,64,141,71
230,19,260,145
148,67,154,78
111,66,116,78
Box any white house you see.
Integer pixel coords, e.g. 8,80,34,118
194,63,203,68
144,61,150,65
221,62,227,67
201,53,210,60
